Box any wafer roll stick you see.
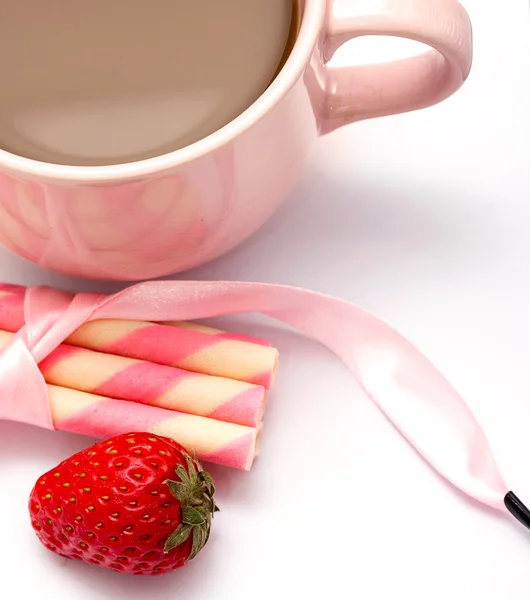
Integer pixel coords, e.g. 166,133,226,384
47,384,259,470
0,284,278,388
0,330,266,427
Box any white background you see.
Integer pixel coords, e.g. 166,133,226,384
1,0,530,598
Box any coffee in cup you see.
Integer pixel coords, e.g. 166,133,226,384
0,0,300,166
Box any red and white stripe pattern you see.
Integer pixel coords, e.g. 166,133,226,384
0,284,278,388
0,330,266,427
48,385,259,470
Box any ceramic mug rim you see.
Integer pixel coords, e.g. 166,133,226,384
0,0,323,184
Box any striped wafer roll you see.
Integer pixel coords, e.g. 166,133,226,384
0,330,266,427
47,384,259,470
0,284,278,388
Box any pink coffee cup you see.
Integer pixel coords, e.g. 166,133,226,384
0,0,472,281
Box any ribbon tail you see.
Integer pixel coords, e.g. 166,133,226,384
262,303,508,511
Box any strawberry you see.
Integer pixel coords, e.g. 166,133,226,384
28,432,218,575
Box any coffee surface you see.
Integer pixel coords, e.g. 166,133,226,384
0,0,294,165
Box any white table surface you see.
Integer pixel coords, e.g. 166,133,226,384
2,1,530,598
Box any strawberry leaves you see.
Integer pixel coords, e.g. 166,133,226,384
182,506,205,525
163,454,218,556
164,524,193,550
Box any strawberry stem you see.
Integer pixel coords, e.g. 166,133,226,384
163,455,218,557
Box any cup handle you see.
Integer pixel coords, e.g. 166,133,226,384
320,0,473,133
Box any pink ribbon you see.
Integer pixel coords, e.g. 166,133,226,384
0,281,509,512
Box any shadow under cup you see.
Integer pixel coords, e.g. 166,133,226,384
0,0,302,167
